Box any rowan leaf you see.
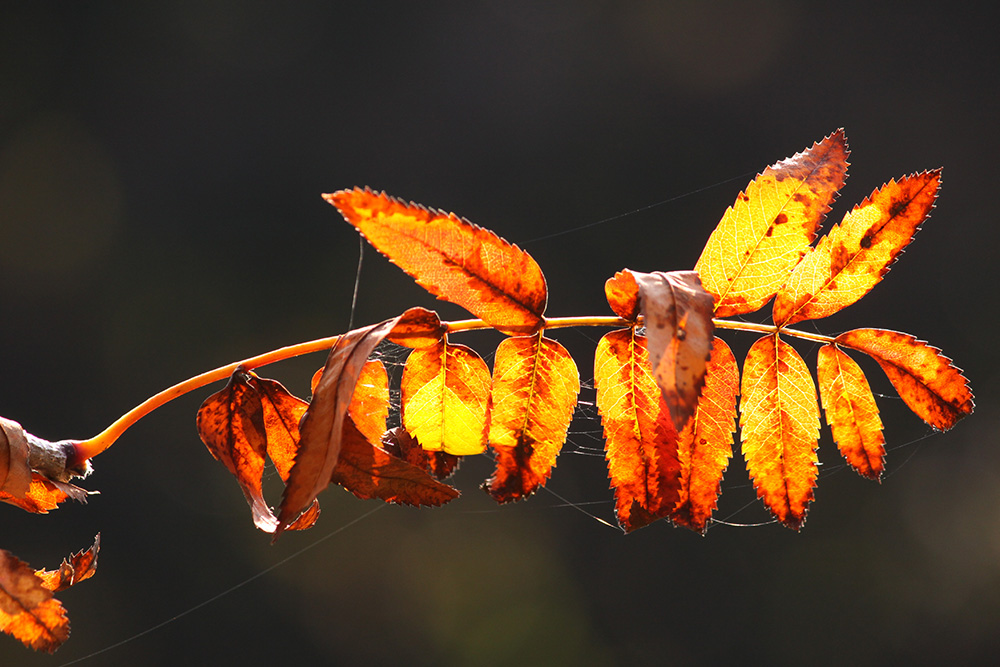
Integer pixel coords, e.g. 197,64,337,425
381,426,462,481
816,344,885,480
774,170,942,326
594,328,679,532
401,338,491,455
671,337,739,534
0,474,91,514
695,129,849,316
632,269,715,432
326,188,548,336
835,328,974,430
347,360,390,446
385,306,446,349
604,270,640,321
330,418,460,506
741,334,820,529
0,550,70,653
34,535,101,593
484,334,579,503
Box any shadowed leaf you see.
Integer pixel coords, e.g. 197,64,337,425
695,130,849,316
34,535,101,594
835,328,974,430
381,426,462,481
326,188,547,336
0,550,69,653
485,334,579,503
0,418,31,498
774,170,941,326
741,334,820,530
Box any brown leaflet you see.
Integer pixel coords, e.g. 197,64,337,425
816,345,885,481
0,417,31,498
632,270,715,433
0,549,70,653
381,427,461,481
671,337,739,534
34,534,101,593
774,170,942,326
277,315,403,535
330,418,460,506
740,334,820,530
835,328,974,431
484,334,579,503
326,188,548,336
400,338,491,456
594,328,680,532
386,306,446,348
695,130,850,316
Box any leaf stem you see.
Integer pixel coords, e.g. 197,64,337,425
74,315,833,462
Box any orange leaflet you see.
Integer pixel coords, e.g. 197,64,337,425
694,130,849,317
816,345,886,480
740,334,820,529
835,329,974,431
385,306,446,349
34,535,101,593
485,334,579,503
671,337,739,534
400,338,491,456
0,550,69,653
632,270,715,432
0,473,90,514
604,270,640,321
594,328,680,532
326,188,548,336
348,360,390,445
381,427,461,481
330,418,459,506
774,170,942,326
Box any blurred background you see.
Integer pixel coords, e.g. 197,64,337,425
2,2,998,665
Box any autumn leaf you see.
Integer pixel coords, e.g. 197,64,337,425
695,130,849,317
0,474,90,514
632,270,715,432
347,360,391,445
485,333,579,503
381,427,461,481
816,344,885,480
0,550,70,653
774,170,942,326
594,327,679,532
400,338,491,455
671,337,740,534
741,334,820,529
34,535,101,593
835,329,974,430
386,306,447,349
604,270,641,321
326,188,548,336
0,417,31,498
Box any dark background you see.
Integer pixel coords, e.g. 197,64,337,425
2,2,998,665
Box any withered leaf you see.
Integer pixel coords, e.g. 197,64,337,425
386,306,447,348
0,473,90,514
632,269,715,433
594,327,679,532
34,534,101,593
484,334,579,503
741,334,820,530
835,328,974,431
381,427,461,481
0,549,70,653
695,130,850,317
0,418,31,499
604,270,641,321
326,188,548,336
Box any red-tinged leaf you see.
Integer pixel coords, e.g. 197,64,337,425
325,188,548,336
774,170,942,326
632,270,715,432
277,314,405,534
484,334,579,503
604,270,640,321
34,535,101,593
330,418,460,506
835,328,974,430
0,550,69,653
741,334,820,530
594,328,679,532
381,426,462,481
386,306,446,348
695,130,850,316
671,337,739,534
348,360,390,446
0,417,32,498
816,344,885,480
0,473,90,514
401,338,491,456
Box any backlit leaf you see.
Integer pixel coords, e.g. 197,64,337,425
0,473,90,514
633,270,715,432
741,334,820,529
386,306,447,349
347,360,390,446
401,338,491,455
0,550,69,653
835,328,974,430
695,130,849,316
485,334,579,503
594,328,679,532
34,535,101,593
774,170,941,326
326,188,547,336
671,337,739,534
604,270,640,321
816,344,885,480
